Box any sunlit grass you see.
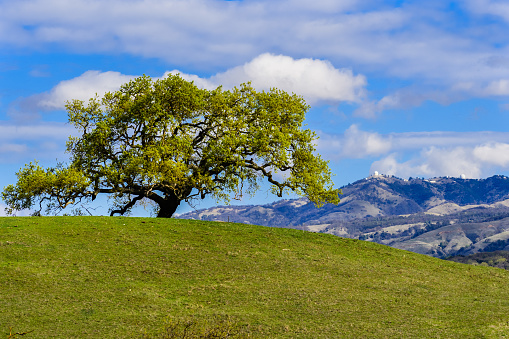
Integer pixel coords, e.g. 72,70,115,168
1,217,509,338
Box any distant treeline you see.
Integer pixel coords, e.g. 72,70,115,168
447,250,509,270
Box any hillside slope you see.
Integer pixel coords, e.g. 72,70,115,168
2,217,509,338
180,175,509,257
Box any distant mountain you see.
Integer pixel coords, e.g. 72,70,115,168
179,174,509,258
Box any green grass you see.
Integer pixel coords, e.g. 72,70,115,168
1,217,509,338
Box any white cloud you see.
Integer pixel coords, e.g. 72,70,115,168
482,80,509,96
473,142,509,167
317,126,509,179
217,53,366,104
0,143,28,154
4,0,509,116
370,142,509,180
354,87,462,119
318,126,509,159
21,54,367,115
422,147,481,178
6,55,367,162
0,0,505,82
0,122,76,163
451,79,509,97
164,71,216,91
0,122,76,141
371,147,482,179
389,131,509,150
324,124,392,159
176,53,367,104
464,0,509,23
37,71,135,110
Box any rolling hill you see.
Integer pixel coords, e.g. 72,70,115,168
179,174,509,258
2,217,509,338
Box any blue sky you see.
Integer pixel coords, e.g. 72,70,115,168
3,0,509,215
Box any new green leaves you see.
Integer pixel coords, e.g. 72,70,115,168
3,74,340,217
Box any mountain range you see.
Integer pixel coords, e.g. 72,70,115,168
179,173,509,258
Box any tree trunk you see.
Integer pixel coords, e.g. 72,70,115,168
156,197,181,218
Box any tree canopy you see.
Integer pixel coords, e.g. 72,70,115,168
2,74,340,218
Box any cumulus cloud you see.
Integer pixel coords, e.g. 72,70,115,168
473,142,509,167
7,54,367,162
317,125,509,179
420,147,479,177
371,147,483,179
18,54,367,115
164,71,216,91
318,124,391,159
369,142,509,180
3,0,509,118
9,71,136,120
215,53,366,104
37,71,135,110
3,0,509,88
319,126,509,158
174,53,367,104
0,0,401,68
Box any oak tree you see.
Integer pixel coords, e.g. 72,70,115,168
2,74,340,218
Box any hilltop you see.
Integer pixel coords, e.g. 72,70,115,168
180,175,509,258
2,217,509,338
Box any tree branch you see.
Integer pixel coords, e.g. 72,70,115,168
110,195,145,216
244,160,281,194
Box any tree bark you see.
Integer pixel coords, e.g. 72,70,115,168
156,197,181,218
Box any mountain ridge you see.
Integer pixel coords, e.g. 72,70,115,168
179,174,509,257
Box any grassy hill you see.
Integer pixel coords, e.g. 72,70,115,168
2,217,509,338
